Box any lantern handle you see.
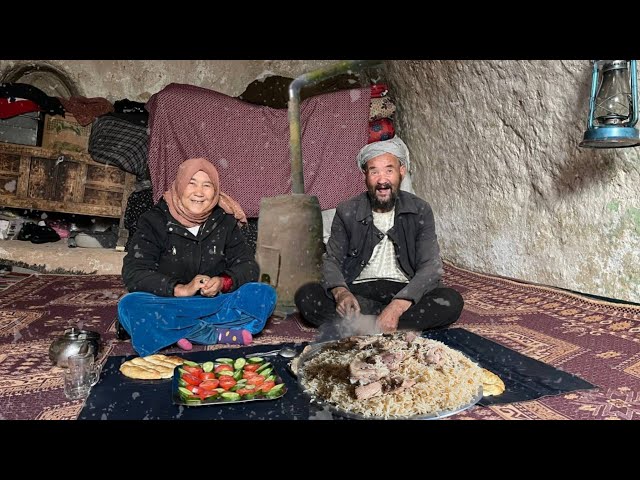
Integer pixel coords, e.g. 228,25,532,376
629,60,638,126
585,60,599,130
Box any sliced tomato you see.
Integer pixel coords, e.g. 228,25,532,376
182,373,202,386
199,390,218,401
199,379,220,390
199,372,216,381
243,364,261,372
242,371,259,380
260,380,276,393
218,377,237,390
236,388,256,396
215,364,233,373
185,385,202,395
183,365,204,376
246,375,264,386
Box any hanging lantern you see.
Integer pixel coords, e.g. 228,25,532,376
580,60,640,148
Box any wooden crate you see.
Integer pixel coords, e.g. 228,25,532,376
41,114,91,154
0,142,135,247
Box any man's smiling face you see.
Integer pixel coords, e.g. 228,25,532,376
364,153,405,212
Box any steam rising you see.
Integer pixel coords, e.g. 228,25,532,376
315,313,381,342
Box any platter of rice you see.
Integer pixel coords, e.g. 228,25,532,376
298,331,483,419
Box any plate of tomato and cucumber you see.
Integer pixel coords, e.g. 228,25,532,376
172,356,287,406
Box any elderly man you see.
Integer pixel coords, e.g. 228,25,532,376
295,136,463,334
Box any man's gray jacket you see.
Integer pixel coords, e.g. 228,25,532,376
322,190,444,304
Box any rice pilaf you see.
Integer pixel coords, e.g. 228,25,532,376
299,332,483,419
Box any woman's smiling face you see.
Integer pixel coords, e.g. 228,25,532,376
180,170,216,215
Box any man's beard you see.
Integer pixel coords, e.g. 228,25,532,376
367,183,398,212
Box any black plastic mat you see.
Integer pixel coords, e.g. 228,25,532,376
79,343,311,420
423,329,595,406
79,329,595,419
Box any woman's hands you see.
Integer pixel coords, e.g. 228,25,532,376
173,274,211,297
173,275,226,297
200,276,224,297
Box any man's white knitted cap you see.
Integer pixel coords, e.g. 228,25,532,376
356,136,410,172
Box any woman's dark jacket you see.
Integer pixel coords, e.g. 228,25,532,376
122,199,259,296
322,190,444,304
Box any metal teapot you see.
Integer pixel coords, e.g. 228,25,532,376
49,328,101,368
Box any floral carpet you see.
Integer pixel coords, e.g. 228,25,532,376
0,263,638,420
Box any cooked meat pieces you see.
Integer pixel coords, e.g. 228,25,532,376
355,381,383,400
349,358,389,385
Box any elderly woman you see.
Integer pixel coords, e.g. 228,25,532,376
117,158,276,357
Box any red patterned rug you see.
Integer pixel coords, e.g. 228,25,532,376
0,263,639,420
0,273,315,420
0,271,31,291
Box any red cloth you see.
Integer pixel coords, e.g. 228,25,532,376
0,98,40,119
370,83,389,98
58,96,114,126
368,118,395,143
220,274,233,293
146,83,371,217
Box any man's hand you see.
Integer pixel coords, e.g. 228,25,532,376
200,276,223,297
332,287,361,320
376,299,412,333
174,274,211,297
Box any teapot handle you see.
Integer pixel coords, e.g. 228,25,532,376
78,341,96,355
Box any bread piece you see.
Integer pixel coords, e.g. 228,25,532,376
120,363,170,380
148,355,184,366
481,368,506,396
120,354,186,380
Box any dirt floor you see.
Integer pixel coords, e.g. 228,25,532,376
0,239,124,274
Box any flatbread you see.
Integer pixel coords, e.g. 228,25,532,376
481,368,506,396
119,354,185,380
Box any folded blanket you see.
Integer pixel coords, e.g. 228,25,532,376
88,115,149,181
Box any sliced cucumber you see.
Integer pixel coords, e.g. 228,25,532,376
182,360,199,367
232,370,243,381
201,361,214,373
233,358,247,370
258,368,273,377
247,357,264,364
256,362,272,373
217,370,234,376
178,386,194,397
220,392,241,401
265,383,286,397
215,357,234,365
265,374,276,382
178,378,188,387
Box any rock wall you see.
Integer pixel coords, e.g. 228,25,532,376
0,60,338,101
385,60,640,302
